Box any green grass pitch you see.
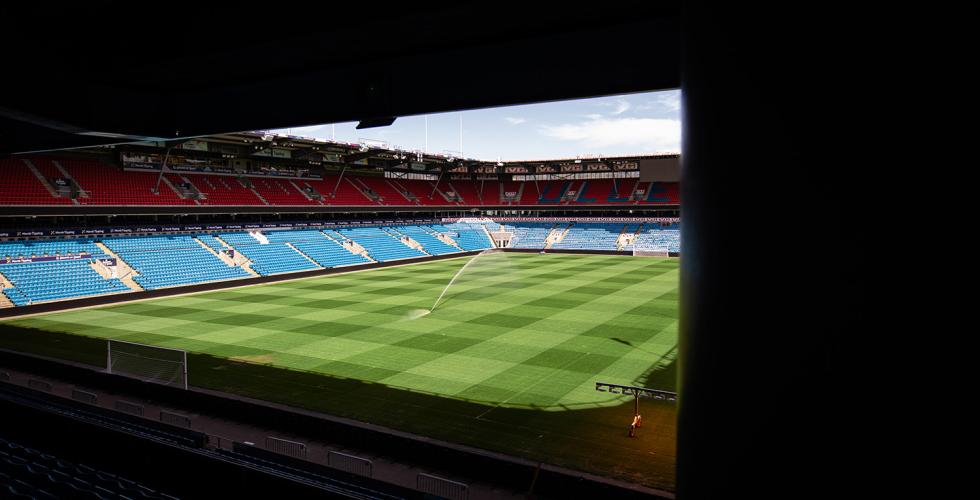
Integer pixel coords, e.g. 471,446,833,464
0,252,678,490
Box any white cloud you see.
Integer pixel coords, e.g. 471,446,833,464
657,92,681,112
504,117,526,125
539,116,680,151
611,99,631,115
635,91,681,113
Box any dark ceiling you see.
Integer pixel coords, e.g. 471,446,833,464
0,2,680,154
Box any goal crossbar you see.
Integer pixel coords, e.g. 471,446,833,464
107,339,188,390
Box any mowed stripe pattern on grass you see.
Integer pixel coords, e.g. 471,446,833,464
2,253,679,491
9,253,678,409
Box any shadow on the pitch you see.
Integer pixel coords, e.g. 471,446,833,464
0,322,677,491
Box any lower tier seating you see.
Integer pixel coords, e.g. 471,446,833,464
0,221,678,307
551,223,623,250
333,228,426,262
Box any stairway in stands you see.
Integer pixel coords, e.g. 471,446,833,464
544,223,572,249
94,242,143,291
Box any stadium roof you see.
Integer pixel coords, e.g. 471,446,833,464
0,3,680,155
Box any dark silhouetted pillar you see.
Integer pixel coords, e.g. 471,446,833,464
678,4,870,498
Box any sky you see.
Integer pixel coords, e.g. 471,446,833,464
269,89,680,161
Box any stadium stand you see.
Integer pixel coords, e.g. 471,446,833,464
504,222,554,249
250,178,316,206
0,221,676,308
356,177,413,205
636,182,680,204
306,175,375,206
60,158,194,206
392,179,449,206
2,154,680,207
391,226,460,255
333,227,427,261
197,234,228,253
0,260,129,306
439,223,495,251
191,175,266,205
0,159,71,206
551,223,624,250
217,233,321,275
624,222,681,253
101,236,251,289
446,179,481,205
0,239,129,305
517,182,540,205
537,181,570,203
0,436,178,500
259,230,371,267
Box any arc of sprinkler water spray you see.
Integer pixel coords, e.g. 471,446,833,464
429,249,495,313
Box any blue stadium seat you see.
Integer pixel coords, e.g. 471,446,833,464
333,227,426,262
102,235,251,289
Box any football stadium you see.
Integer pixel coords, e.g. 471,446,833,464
1,130,682,497
1,4,864,500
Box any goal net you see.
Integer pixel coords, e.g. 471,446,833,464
107,340,188,390
632,246,670,257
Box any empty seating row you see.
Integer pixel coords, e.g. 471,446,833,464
551,223,623,250
3,156,680,206
439,223,495,251
0,159,71,205
0,222,676,307
332,228,426,262
391,226,460,255
102,235,250,290
1,436,178,499
0,259,128,305
0,239,104,259
216,234,320,275
503,223,553,249
243,229,371,268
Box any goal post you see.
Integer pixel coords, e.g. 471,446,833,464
632,245,670,257
107,339,188,390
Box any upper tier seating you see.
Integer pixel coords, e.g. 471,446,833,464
536,181,571,203
356,177,413,205
191,175,266,205
447,180,482,204
603,178,639,203
3,156,680,207
0,159,71,205
635,182,680,204
250,178,316,205
60,159,194,206
304,176,376,206
518,182,541,205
